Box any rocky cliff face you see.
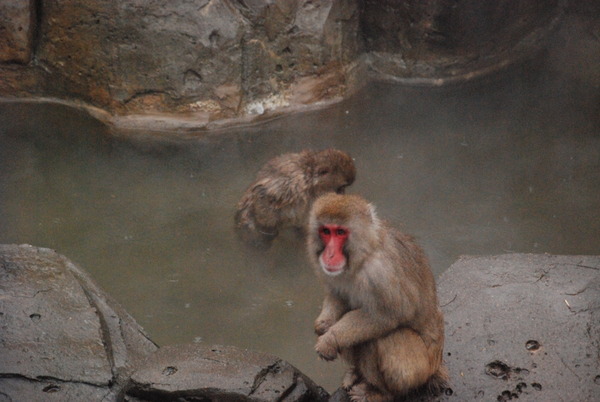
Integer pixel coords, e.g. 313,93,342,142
0,0,563,130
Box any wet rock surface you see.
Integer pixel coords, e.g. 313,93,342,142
1,245,598,401
435,254,600,401
0,244,327,401
0,0,567,129
125,343,328,401
0,244,158,401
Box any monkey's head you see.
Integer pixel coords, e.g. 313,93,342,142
307,193,380,277
310,149,356,196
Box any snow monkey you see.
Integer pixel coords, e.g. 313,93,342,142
307,193,448,401
235,149,356,248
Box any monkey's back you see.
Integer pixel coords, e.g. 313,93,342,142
235,151,313,235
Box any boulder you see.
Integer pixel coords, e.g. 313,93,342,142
0,245,156,401
0,244,328,401
1,245,598,401
0,244,158,400
125,343,328,401
437,254,600,401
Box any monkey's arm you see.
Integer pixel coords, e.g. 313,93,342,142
314,293,347,335
316,307,400,360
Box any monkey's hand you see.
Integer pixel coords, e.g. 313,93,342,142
315,331,339,361
314,317,335,336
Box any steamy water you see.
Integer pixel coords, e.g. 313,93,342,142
1,36,599,391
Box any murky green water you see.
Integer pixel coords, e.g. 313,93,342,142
1,19,599,392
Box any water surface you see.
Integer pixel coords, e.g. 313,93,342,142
1,21,599,392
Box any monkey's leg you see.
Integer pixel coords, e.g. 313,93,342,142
348,343,392,400
339,347,361,389
341,367,360,390
375,328,438,395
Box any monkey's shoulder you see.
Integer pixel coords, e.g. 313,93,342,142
251,170,311,206
258,152,307,176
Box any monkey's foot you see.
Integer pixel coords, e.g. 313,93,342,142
342,367,360,390
348,382,392,402
348,382,368,402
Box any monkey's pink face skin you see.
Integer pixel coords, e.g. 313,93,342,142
318,225,349,276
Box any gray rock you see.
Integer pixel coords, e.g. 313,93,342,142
125,343,328,401
0,244,328,401
437,254,600,401
0,0,564,129
2,244,598,401
0,244,158,401
0,0,35,64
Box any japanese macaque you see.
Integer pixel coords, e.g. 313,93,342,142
307,193,448,401
235,149,356,248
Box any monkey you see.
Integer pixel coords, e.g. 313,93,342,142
306,193,448,402
234,149,356,248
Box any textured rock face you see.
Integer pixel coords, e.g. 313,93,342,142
125,343,328,401
0,0,563,129
0,0,35,64
437,254,600,401
362,0,563,82
0,244,158,400
0,0,361,126
1,246,599,400
0,244,329,401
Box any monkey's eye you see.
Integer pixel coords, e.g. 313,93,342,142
320,227,331,235
336,228,347,236
318,168,329,176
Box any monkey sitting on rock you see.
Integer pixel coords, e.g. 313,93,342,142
235,149,356,248
307,193,448,401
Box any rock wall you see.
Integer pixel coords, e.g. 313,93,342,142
0,0,564,130
362,0,563,83
0,0,362,129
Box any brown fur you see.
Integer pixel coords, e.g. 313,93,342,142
307,194,448,401
235,149,355,248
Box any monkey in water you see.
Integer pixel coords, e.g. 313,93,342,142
307,193,448,401
235,149,356,248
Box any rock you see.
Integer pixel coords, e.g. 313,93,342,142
436,254,600,401
0,0,564,130
0,0,361,127
0,0,35,64
2,244,598,401
0,244,158,401
362,0,564,83
125,343,328,401
0,244,329,401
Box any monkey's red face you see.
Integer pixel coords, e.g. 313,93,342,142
318,225,349,276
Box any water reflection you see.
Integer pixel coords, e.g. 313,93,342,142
1,32,599,392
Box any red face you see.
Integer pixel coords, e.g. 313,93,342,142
318,224,349,276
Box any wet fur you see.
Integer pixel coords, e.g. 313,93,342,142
307,194,448,401
235,149,355,248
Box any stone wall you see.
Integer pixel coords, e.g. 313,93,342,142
0,0,565,130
